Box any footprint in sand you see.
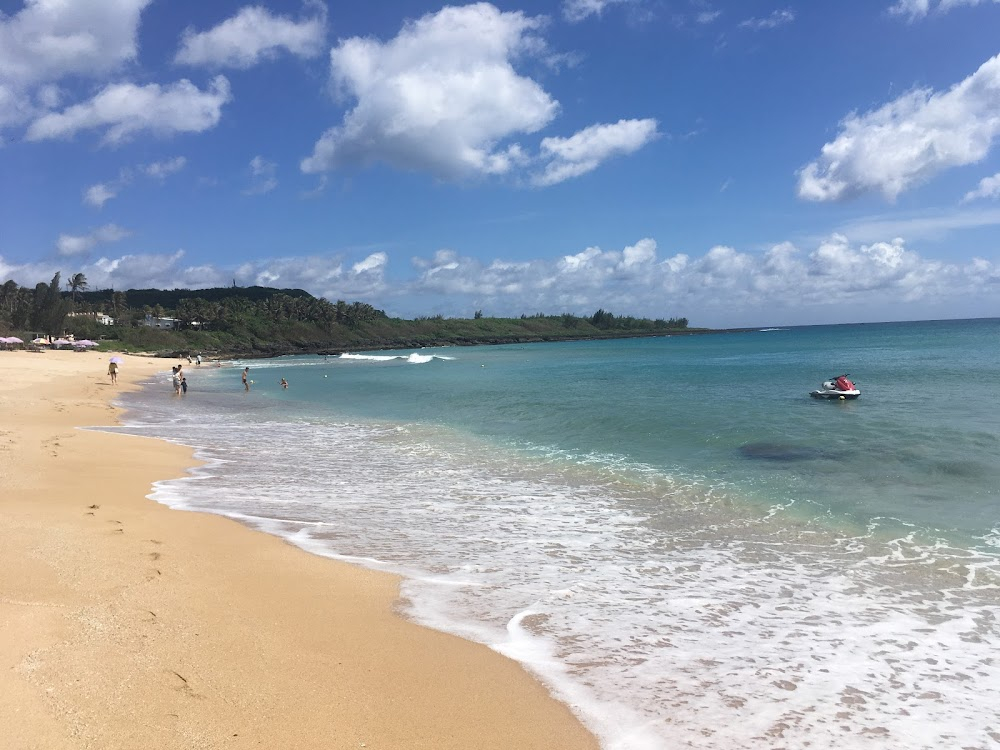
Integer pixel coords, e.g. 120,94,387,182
145,541,165,579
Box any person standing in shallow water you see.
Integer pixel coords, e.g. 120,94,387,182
242,367,250,392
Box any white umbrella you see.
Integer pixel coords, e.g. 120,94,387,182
109,356,123,364
7,336,23,344
73,339,97,347
52,338,71,347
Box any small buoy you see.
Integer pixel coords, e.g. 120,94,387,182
481,364,485,367
250,380,254,384
324,374,328,378
839,395,845,400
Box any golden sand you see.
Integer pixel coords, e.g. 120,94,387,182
0,349,599,750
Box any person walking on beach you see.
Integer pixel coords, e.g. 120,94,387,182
242,367,250,391
108,360,118,385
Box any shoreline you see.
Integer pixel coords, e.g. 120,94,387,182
0,350,599,749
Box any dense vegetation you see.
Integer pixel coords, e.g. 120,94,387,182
0,272,693,356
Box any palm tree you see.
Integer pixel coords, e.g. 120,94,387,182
67,273,88,302
110,291,127,320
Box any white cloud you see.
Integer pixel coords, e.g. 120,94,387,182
26,75,231,144
2,234,998,326
83,182,117,208
837,206,1000,242
798,53,1000,202
562,0,633,23
889,0,932,18
301,3,558,179
300,4,656,186
533,118,659,186
696,10,722,24
890,0,999,21
56,223,131,257
144,156,187,179
175,3,327,69
352,252,387,274
402,235,999,324
244,155,277,195
0,0,152,130
963,171,1000,202
738,9,795,30
83,156,186,208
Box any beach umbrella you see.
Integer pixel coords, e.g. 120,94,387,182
8,336,23,344
53,338,71,347
32,337,48,344
109,356,123,364
73,339,97,347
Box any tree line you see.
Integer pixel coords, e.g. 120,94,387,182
0,273,691,354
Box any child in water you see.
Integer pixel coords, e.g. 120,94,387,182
181,376,188,395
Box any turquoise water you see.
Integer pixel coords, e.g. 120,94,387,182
112,319,1000,750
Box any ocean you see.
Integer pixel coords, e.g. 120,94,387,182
105,318,1000,749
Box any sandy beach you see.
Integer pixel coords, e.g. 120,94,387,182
0,349,599,750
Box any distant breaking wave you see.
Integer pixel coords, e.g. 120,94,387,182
758,327,787,332
339,352,455,364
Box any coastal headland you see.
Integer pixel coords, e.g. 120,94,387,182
0,349,599,749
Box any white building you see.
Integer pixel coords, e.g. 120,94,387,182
143,315,180,329
67,311,115,325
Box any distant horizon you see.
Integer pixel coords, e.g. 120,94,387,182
2,2,1000,328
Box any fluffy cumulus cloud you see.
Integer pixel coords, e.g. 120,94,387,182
401,235,998,323
403,235,998,323
0,0,152,129
889,0,999,21
534,118,659,185
0,247,385,300
1,235,997,325
562,0,633,23
26,76,231,144
56,223,130,257
798,53,1000,202
175,3,327,69
301,3,656,185
301,3,557,180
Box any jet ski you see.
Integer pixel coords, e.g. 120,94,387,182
810,374,860,400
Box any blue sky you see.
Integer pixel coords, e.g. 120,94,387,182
2,0,1000,327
